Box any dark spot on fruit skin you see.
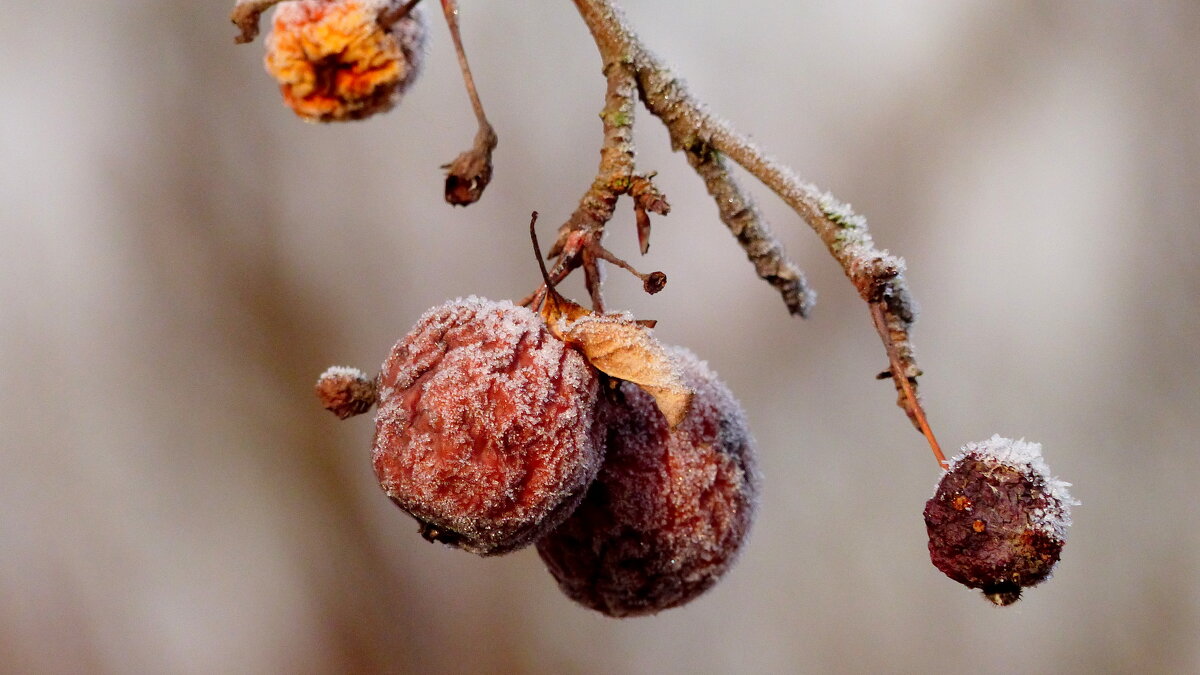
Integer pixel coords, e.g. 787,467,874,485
415,518,464,548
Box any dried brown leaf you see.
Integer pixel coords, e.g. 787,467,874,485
539,292,591,341
563,314,693,427
635,203,652,255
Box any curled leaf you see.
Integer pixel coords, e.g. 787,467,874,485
563,313,693,427
630,173,669,255
635,203,652,255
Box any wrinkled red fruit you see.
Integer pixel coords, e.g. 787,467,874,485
924,435,1075,606
537,347,759,617
373,297,602,555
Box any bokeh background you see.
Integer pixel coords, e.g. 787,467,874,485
3,1,1198,672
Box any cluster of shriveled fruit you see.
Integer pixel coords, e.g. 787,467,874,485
246,1,1079,611
320,295,1079,611
318,296,759,616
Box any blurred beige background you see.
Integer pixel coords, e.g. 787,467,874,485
2,1,1198,673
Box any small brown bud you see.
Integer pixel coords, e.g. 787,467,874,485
316,366,377,419
443,124,497,206
642,271,667,295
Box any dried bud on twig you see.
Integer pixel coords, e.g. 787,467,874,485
315,366,377,418
443,122,497,205
642,271,667,294
439,0,497,206
925,435,1077,605
629,173,669,254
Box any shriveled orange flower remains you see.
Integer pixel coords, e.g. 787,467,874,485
265,0,424,122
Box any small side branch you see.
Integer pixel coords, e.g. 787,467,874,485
545,59,674,311
683,141,815,317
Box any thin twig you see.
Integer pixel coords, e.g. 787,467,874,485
441,0,487,128
871,303,945,467
441,0,497,205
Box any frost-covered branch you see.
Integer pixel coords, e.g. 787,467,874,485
682,140,815,318
544,58,668,313
573,0,934,451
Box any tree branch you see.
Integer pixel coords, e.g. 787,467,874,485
572,0,934,449
550,60,638,257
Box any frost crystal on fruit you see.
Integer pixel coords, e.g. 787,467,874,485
537,346,759,617
924,435,1077,605
264,0,426,122
372,297,602,556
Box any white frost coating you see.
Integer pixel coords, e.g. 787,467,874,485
317,365,369,385
944,434,1079,540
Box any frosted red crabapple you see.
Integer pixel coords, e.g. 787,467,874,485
372,297,603,556
537,346,759,617
924,435,1075,605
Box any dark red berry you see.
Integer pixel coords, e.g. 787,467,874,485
537,347,759,617
924,435,1076,605
372,297,603,555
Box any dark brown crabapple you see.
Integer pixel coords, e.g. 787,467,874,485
372,296,604,556
924,435,1076,606
537,346,759,617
